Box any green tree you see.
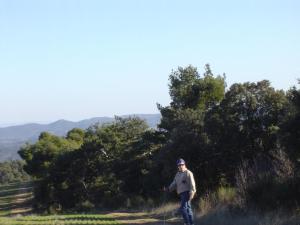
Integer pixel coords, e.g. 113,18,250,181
0,160,31,184
157,64,226,190
34,117,152,210
18,129,84,178
281,81,300,164
205,80,289,184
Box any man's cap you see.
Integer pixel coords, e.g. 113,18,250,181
176,158,185,165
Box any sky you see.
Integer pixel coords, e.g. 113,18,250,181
0,0,299,126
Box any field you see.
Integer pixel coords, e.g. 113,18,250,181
0,182,33,217
2,182,300,225
0,182,181,225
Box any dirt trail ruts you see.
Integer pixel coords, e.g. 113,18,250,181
0,182,33,217
106,211,181,225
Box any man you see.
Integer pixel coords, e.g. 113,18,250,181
166,158,196,225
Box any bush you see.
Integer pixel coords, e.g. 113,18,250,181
198,186,237,216
235,149,300,212
75,200,95,212
0,160,31,184
125,195,146,209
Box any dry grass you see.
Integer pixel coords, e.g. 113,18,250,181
2,181,299,225
197,208,300,225
198,186,237,216
150,202,179,217
195,186,300,225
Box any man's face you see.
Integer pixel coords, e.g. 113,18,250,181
177,164,186,172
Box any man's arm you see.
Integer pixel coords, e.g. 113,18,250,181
188,171,196,200
168,177,176,192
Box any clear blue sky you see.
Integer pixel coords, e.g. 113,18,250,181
0,0,299,125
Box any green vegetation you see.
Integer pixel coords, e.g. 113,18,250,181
0,214,119,225
0,160,31,184
0,182,33,217
0,182,119,225
14,64,300,220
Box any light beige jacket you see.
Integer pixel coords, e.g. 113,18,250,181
168,169,196,195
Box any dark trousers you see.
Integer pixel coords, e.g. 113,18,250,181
179,191,194,225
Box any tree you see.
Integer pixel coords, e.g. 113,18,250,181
205,80,289,184
168,64,225,110
157,64,226,190
281,82,300,164
31,117,153,210
18,129,84,178
0,160,31,184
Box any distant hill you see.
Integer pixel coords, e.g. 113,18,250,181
0,114,161,162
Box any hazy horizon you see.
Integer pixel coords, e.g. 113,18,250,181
0,113,161,128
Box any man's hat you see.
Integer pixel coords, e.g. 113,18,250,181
176,158,185,165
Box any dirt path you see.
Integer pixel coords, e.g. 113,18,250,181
0,182,33,217
0,182,183,224
106,211,181,225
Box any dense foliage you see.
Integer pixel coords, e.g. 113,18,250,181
0,160,31,184
18,65,300,213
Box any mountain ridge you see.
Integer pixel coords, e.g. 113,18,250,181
0,114,161,161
